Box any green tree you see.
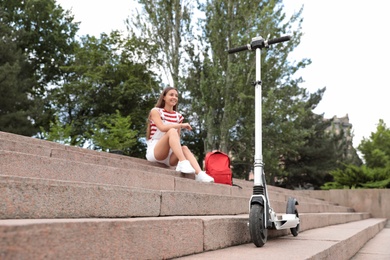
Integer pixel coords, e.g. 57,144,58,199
38,114,77,145
184,0,315,180
1,0,79,88
91,110,138,155
0,20,35,135
129,0,194,88
0,0,79,135
47,31,160,157
322,119,390,189
282,97,334,189
359,119,390,168
282,103,362,189
326,164,369,189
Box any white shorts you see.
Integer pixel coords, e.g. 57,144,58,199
146,139,173,166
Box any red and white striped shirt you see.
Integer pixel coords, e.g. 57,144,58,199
149,108,184,140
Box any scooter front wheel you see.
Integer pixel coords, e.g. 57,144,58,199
249,204,268,247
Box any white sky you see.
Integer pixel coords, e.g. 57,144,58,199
57,0,390,149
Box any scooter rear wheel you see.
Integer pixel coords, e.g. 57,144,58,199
249,204,268,247
286,198,300,237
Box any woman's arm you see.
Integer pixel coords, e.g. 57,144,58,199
150,109,192,132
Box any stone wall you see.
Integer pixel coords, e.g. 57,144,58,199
295,189,390,219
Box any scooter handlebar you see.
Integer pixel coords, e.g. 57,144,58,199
227,44,250,54
267,35,291,45
227,35,291,54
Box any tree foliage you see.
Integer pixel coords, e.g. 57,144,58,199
0,20,35,135
359,119,390,168
0,0,79,135
282,109,363,189
323,119,390,189
129,0,194,88
38,114,77,145
91,110,138,154
282,98,337,189
2,0,367,189
47,31,160,156
182,0,317,181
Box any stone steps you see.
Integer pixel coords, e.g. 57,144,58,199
352,220,390,259
0,133,356,208
0,131,385,259
174,218,387,260
0,214,377,260
0,149,354,214
0,174,353,219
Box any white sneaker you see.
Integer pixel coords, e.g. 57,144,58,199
176,160,195,174
195,171,214,183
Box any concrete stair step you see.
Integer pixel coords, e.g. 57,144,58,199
175,218,387,260
0,213,376,260
0,136,191,179
352,220,390,259
0,131,174,167
0,150,354,211
0,133,355,208
1,131,386,259
0,133,351,208
0,174,248,218
0,174,355,219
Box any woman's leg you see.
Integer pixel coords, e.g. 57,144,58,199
153,129,204,175
180,147,214,182
181,146,202,174
154,128,186,162
156,131,212,181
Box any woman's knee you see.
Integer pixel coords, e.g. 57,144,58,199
182,145,190,153
167,128,179,136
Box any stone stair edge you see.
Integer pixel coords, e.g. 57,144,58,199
0,136,322,195
0,151,355,215
0,137,180,176
0,132,339,192
0,136,327,199
1,131,385,259
0,132,356,212
0,173,353,209
0,131,126,159
0,150,183,192
0,132,344,202
0,174,245,198
0,214,381,260
174,218,387,260
0,149,348,209
1,174,355,219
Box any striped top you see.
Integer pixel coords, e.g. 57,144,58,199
149,108,184,140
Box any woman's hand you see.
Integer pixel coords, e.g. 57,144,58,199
180,123,192,130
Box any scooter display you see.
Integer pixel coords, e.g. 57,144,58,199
228,35,300,247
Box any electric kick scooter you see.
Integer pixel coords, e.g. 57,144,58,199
228,35,300,247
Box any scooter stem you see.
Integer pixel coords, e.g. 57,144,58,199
254,46,264,187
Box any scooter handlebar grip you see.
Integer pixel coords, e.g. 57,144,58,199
228,44,250,54
268,35,291,45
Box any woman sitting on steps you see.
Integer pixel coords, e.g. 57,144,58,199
145,86,214,183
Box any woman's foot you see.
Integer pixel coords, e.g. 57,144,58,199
195,171,214,183
175,160,196,174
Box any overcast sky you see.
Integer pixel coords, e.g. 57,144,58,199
57,0,390,150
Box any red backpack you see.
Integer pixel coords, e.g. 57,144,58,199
205,150,232,185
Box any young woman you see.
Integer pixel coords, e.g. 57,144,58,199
146,87,214,182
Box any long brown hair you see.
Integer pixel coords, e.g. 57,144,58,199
146,87,179,139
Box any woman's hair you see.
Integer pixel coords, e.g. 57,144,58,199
146,87,179,140
155,86,179,110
